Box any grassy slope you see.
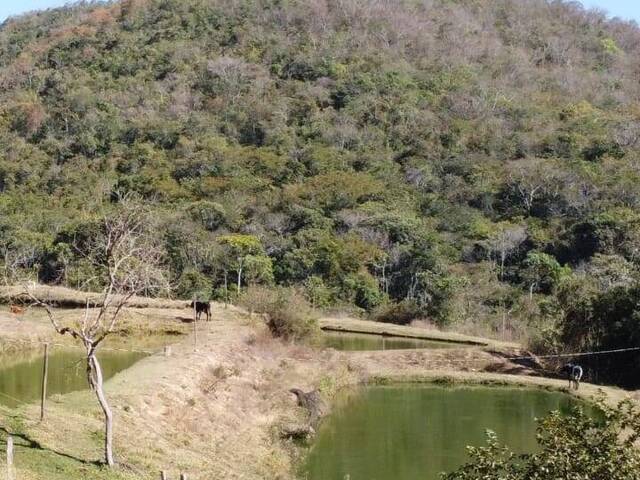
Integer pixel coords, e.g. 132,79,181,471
0,306,192,354
0,285,190,310
0,297,635,479
0,303,349,480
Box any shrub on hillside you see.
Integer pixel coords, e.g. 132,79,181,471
443,398,640,480
373,299,422,325
176,269,212,301
240,285,320,342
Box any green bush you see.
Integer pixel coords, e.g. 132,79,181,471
186,200,227,231
343,271,385,311
443,398,640,480
239,285,320,342
304,275,334,308
176,269,212,301
373,299,422,325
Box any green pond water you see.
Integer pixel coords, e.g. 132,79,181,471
322,332,465,351
0,347,148,408
303,386,586,480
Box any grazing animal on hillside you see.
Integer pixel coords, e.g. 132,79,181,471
189,301,211,321
563,363,583,390
10,305,25,315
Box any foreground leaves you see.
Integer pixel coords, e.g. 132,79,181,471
443,398,640,480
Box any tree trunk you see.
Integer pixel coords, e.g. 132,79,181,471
88,353,115,466
502,309,507,340
223,271,228,308
381,263,388,295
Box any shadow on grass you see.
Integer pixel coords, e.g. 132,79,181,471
0,425,102,467
486,349,543,368
176,316,195,323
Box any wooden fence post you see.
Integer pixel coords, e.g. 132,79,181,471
7,435,14,480
224,271,229,309
193,301,198,353
160,471,167,480
180,474,187,480
40,343,50,421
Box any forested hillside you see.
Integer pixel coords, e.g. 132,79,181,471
2,0,640,379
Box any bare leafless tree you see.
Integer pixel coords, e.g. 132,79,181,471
485,224,527,281
0,233,42,286
25,197,168,467
506,158,563,215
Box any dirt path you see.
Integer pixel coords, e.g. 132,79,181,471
0,305,353,480
319,316,518,348
0,306,635,480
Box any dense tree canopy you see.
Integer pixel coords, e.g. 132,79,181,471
2,0,640,381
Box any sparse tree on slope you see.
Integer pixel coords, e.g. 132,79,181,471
26,197,168,467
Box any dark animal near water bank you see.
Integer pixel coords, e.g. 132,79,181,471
189,301,211,321
563,363,583,390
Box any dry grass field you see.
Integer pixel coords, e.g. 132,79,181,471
0,287,634,479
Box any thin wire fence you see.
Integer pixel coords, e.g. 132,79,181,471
2,322,640,479
0,331,205,479
3,336,640,365
0,337,164,355
0,390,31,407
509,346,640,360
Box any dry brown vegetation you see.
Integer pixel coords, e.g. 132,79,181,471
0,293,635,479
0,303,354,479
0,284,188,310
319,316,513,348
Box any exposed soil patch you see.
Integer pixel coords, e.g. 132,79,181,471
0,302,634,480
0,285,189,310
319,316,516,348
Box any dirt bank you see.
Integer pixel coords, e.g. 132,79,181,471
319,316,517,348
0,284,191,310
0,305,634,480
0,304,354,480
0,304,193,353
